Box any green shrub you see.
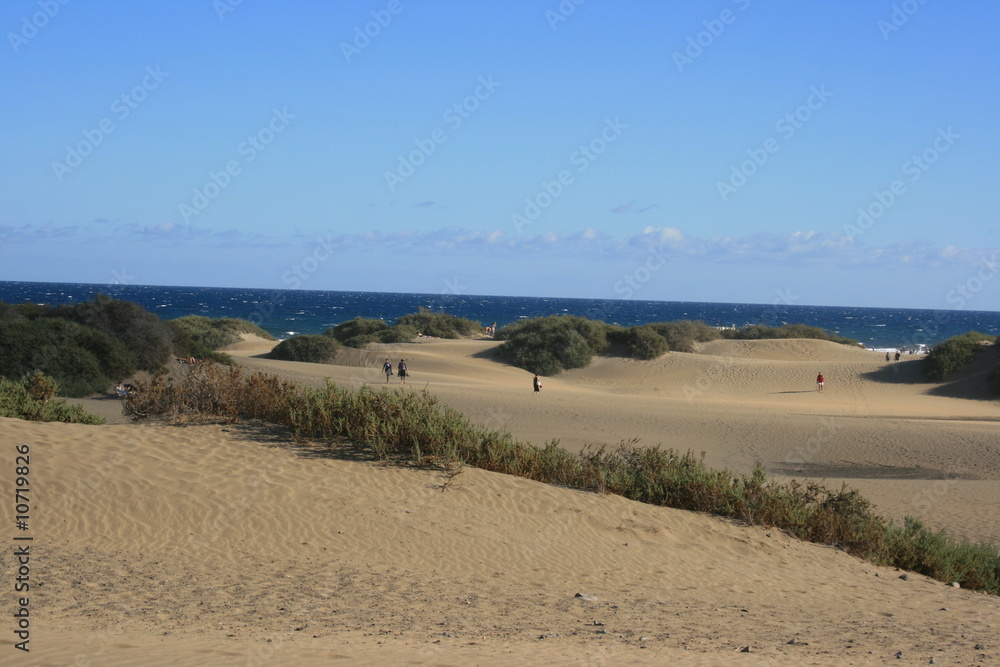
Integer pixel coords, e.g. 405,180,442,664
0,375,105,424
0,318,128,397
326,317,390,348
394,311,480,338
495,315,610,374
170,315,274,352
378,325,419,344
167,315,271,364
622,325,669,360
880,517,1000,592
648,320,721,353
0,297,274,396
24,369,58,402
126,366,1000,595
721,323,858,347
62,294,173,371
269,335,340,363
924,331,995,381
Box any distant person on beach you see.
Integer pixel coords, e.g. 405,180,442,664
894,351,901,361
816,373,825,392
382,358,393,384
533,374,541,394
397,359,407,384
885,352,891,362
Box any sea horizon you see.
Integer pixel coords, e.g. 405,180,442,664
2,279,999,352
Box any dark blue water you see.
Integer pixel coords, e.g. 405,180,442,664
2,281,999,351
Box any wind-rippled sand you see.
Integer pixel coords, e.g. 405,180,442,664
3,336,997,665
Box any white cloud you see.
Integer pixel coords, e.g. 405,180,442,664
3,220,996,271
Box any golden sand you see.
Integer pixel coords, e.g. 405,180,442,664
2,336,997,665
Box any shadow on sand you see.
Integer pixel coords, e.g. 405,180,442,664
862,348,999,401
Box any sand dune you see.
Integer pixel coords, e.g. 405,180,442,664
2,416,997,666
228,337,1000,544
15,336,998,664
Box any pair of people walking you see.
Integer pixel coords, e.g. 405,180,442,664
382,358,408,384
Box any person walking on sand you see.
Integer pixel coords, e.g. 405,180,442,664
533,374,541,394
886,352,891,362
397,359,408,384
382,358,393,384
816,372,825,392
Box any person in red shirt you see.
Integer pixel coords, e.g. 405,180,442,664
816,373,825,392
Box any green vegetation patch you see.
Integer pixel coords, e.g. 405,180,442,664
394,311,480,338
495,316,723,373
124,364,1000,595
269,334,340,363
647,320,721,353
0,295,280,397
325,317,390,348
169,315,274,364
924,331,997,381
495,315,610,375
326,311,481,348
0,372,105,424
721,323,859,347
0,317,135,397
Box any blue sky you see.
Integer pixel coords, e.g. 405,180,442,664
1,0,998,310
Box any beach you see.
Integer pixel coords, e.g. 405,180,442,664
3,335,998,665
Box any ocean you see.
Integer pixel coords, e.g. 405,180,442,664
2,280,999,351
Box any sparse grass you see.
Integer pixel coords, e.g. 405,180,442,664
125,362,1000,595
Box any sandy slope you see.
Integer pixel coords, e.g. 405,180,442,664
229,336,1000,545
9,334,998,665
1,417,997,666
